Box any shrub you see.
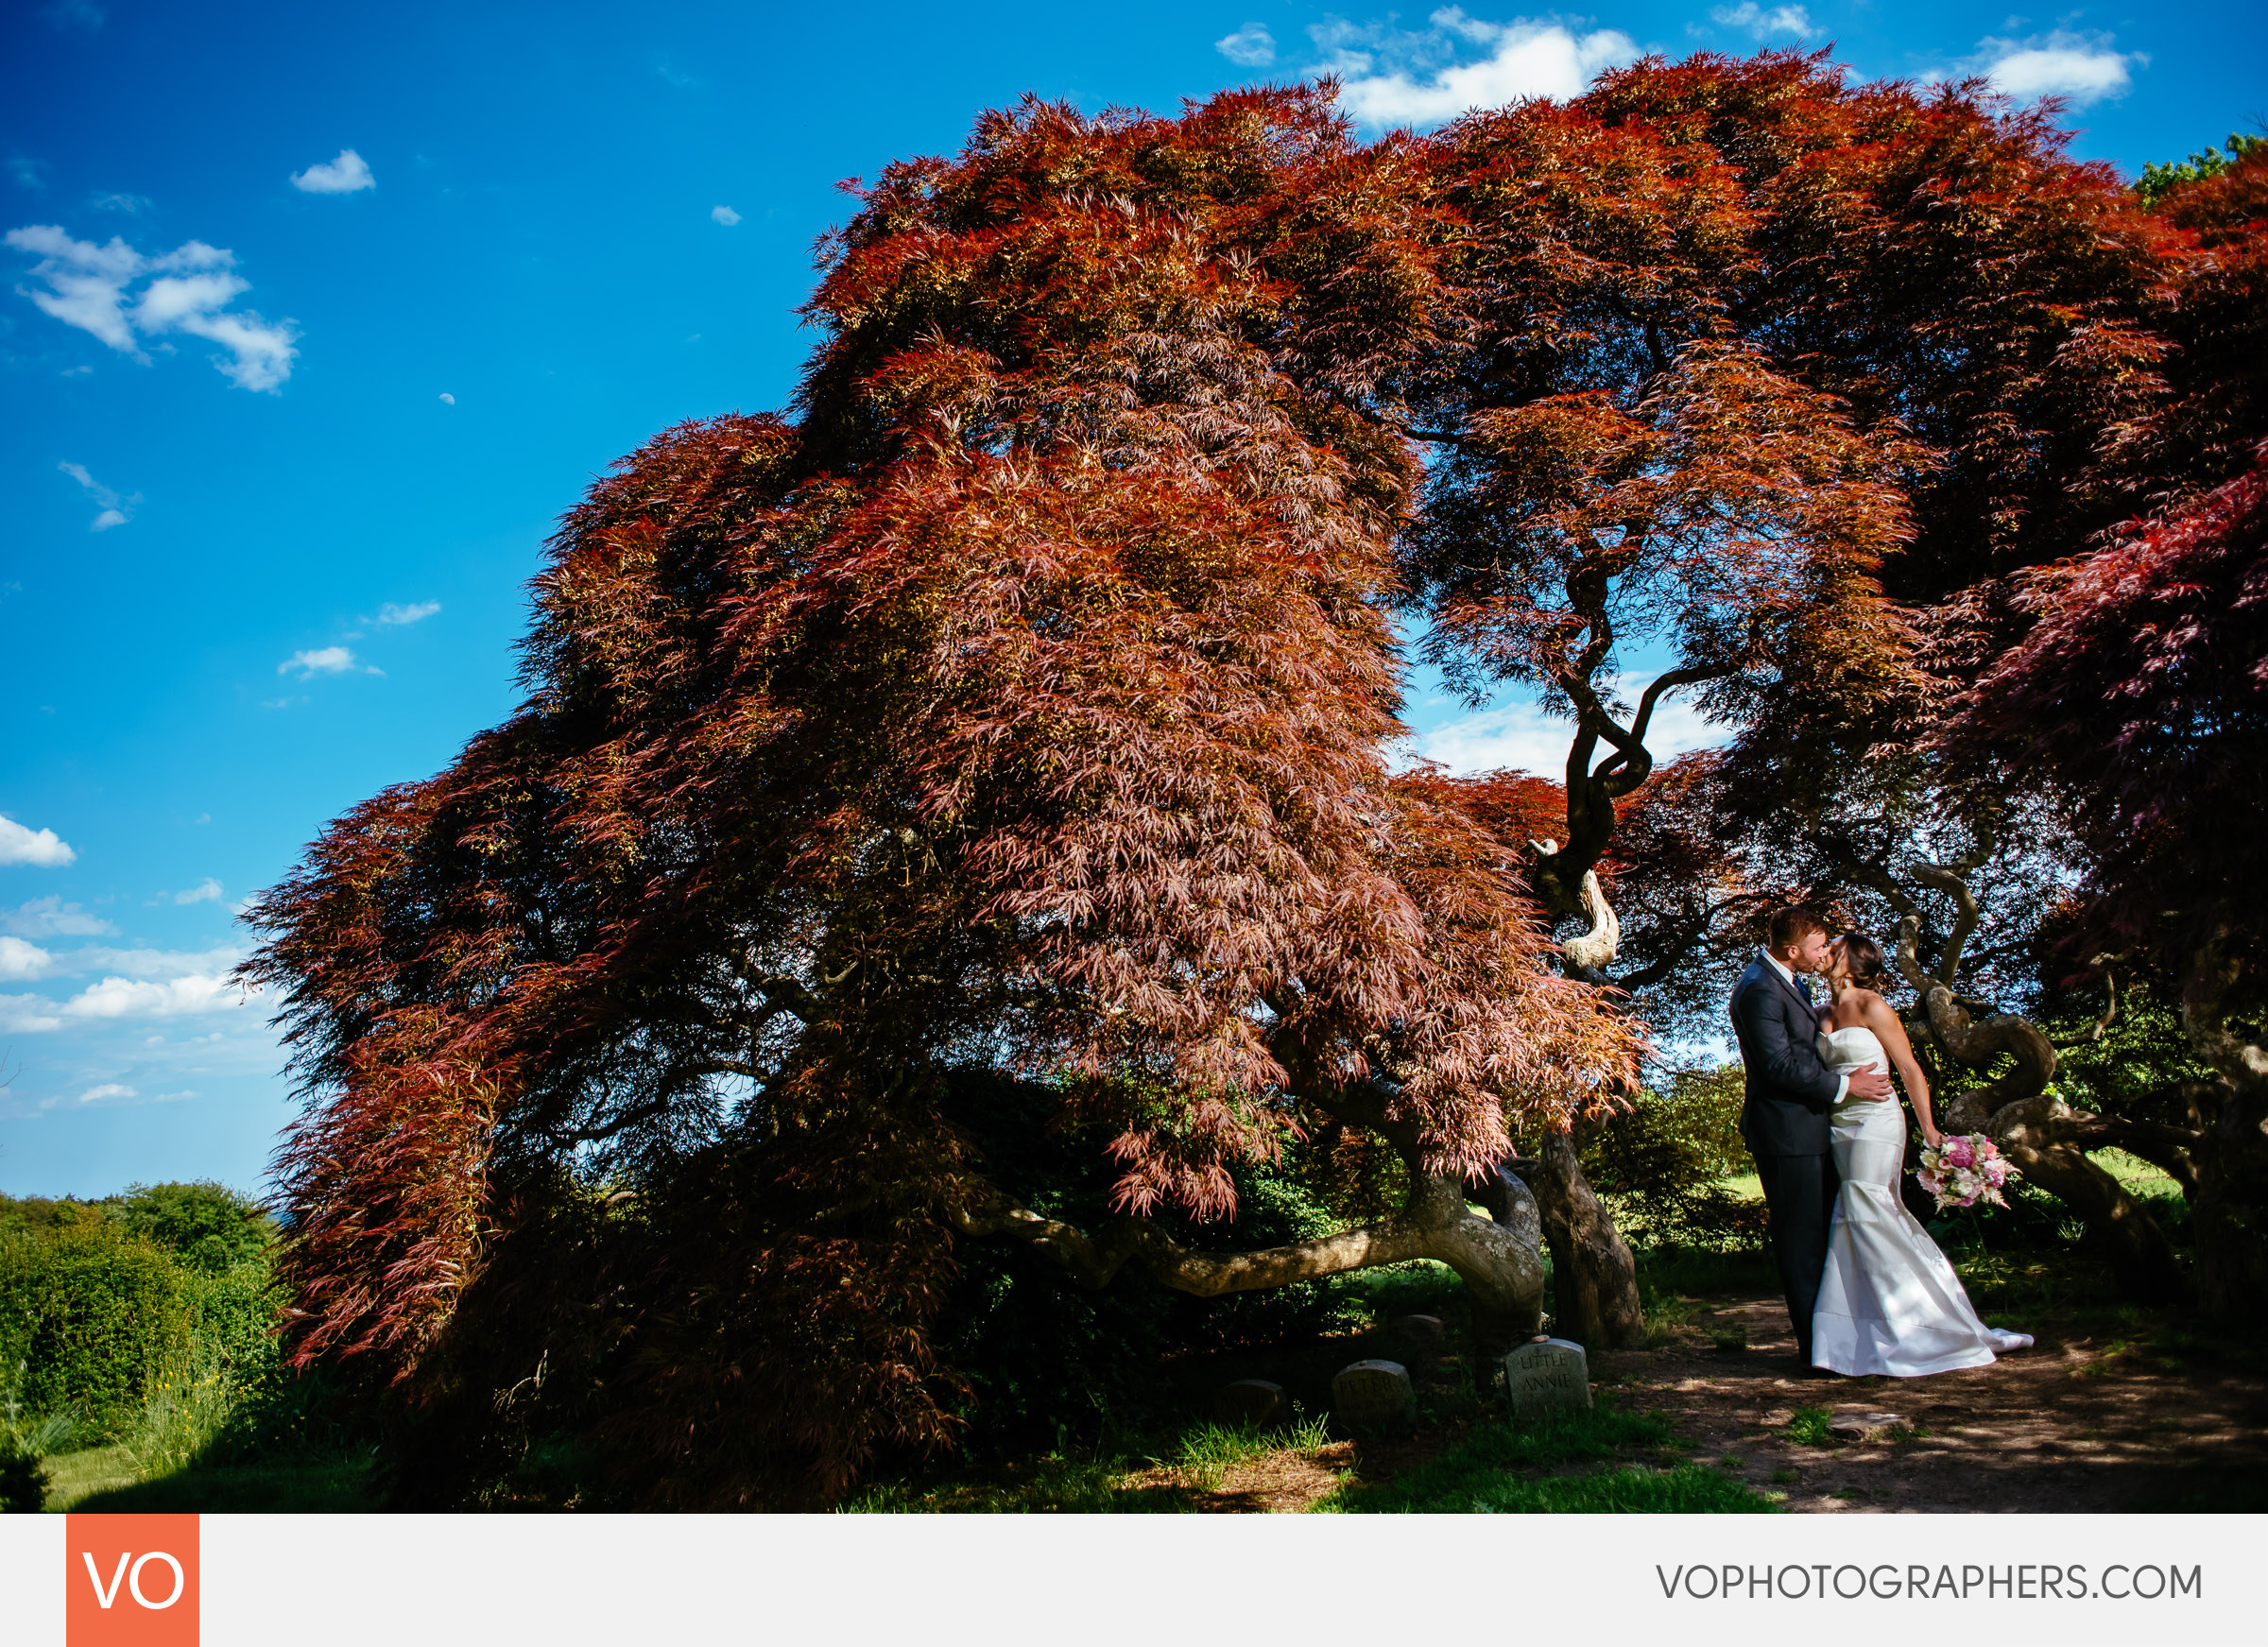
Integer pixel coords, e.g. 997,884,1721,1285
0,1222,193,1438
0,1443,44,1513
112,1181,278,1275
1579,1067,1766,1249
0,1193,110,1236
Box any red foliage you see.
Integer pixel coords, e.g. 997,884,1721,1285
1951,442,2268,966
2134,144,2268,501
243,88,1636,1498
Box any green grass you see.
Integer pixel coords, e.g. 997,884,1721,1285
38,1443,141,1510
1465,1464,1777,1514
40,1439,373,1513
1161,1414,1332,1490
1319,1399,1775,1514
842,1410,1337,1513
59,1455,373,1513
842,1447,1185,1513
1783,1407,1833,1447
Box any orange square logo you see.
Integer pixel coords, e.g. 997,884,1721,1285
65,1515,198,1647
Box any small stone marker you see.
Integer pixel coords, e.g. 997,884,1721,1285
1389,1313,1447,1354
1502,1333,1592,1418
1211,1379,1287,1428
1827,1411,1908,1443
1332,1359,1416,1430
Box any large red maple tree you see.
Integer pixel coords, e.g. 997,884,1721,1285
243,89,1637,1502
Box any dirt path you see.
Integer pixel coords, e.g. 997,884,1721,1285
1597,1289,2268,1513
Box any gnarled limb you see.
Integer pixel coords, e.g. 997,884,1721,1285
1515,1128,1645,1349
1532,839,1619,970
1988,1095,2186,1300
2066,1110,2205,1196
949,1166,1548,1358
1894,897,2184,1301
1894,912,2058,1121
2050,956,2126,1050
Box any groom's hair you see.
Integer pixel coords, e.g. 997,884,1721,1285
1767,905,1828,952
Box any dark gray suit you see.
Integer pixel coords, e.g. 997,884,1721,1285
1730,953,1846,1363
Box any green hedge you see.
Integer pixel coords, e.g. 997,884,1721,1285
0,1221,195,1439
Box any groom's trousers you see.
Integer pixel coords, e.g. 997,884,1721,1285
1753,1151,1839,1364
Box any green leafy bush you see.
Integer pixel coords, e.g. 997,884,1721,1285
0,1443,44,1513
1579,1067,1766,1250
0,1222,194,1438
112,1181,278,1275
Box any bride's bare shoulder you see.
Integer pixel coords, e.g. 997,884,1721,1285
1852,988,1900,1026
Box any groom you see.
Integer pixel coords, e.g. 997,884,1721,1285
1731,906,1892,1372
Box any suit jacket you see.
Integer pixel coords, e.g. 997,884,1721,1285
1731,953,1842,1158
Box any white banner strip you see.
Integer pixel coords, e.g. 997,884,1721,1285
7,1511,2259,1645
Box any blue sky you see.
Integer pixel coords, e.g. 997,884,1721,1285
3,1,2259,1199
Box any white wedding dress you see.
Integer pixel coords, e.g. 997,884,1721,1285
1811,1024,2034,1377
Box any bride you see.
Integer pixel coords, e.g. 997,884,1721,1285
1812,932,2034,1377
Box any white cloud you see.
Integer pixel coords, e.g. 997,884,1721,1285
1710,3,1813,40
77,1082,135,1104
172,878,223,905
0,995,62,1033
1955,30,2143,107
92,191,152,214
3,897,113,936
710,204,742,226
49,943,246,981
376,599,440,626
58,972,254,1021
0,815,76,867
1317,11,1640,129
290,148,374,195
9,158,47,191
6,224,142,350
278,645,379,678
1411,677,1723,779
1217,23,1277,67
0,936,54,981
438,392,455,404
58,459,137,530
5,225,300,391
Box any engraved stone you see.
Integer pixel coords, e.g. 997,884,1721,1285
1332,1359,1416,1430
1211,1379,1287,1428
1502,1333,1592,1418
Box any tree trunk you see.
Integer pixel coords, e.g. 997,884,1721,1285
1516,1129,1644,1349
2179,930,2268,1322
950,1159,1550,1360
2191,1078,2268,1322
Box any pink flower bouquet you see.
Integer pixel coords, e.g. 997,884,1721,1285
1917,1132,2019,1211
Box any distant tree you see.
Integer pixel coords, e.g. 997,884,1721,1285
110,1180,276,1274
2137,131,2267,210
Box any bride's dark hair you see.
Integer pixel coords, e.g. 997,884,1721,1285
1837,931,1887,990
